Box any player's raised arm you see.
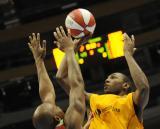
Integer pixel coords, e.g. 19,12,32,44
54,26,86,129
28,33,56,105
54,26,92,102
28,33,64,129
54,27,70,95
123,33,150,121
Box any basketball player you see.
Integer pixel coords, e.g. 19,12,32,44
28,31,86,129
56,29,150,129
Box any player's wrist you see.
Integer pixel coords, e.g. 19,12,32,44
35,56,43,64
64,47,74,52
124,51,132,57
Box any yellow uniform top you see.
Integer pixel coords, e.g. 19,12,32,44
89,93,143,129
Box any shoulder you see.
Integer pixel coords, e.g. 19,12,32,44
125,92,134,106
84,91,99,101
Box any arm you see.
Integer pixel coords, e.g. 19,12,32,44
64,38,86,129
66,48,84,89
123,33,150,110
56,54,92,101
54,26,84,90
35,58,56,104
54,27,81,95
84,91,92,103
28,33,56,105
56,54,70,95
125,53,149,109
54,27,92,97
54,26,86,128
83,119,92,129
83,112,93,129
29,33,64,129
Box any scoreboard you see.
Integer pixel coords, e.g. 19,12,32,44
53,31,124,69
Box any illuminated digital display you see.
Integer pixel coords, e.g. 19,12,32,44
107,31,124,59
53,31,124,69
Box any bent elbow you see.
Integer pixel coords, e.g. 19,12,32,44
137,80,150,91
138,84,149,93
142,82,150,91
138,84,150,101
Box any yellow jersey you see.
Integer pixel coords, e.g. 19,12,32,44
89,93,144,129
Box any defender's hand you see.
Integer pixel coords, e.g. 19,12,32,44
28,33,46,61
53,26,74,51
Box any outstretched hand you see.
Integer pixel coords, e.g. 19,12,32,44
123,33,136,56
53,26,91,52
53,26,75,51
28,33,46,62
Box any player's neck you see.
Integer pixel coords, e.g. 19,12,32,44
118,91,127,96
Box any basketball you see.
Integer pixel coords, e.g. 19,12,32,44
65,8,96,38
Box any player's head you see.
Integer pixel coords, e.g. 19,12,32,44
33,103,64,129
104,72,132,95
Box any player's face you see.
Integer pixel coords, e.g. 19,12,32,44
104,73,125,94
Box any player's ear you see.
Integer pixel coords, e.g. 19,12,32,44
122,82,130,92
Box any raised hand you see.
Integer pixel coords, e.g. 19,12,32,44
53,26,92,52
123,33,136,56
53,26,74,51
28,33,46,62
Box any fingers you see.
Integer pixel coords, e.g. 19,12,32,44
123,33,128,40
29,36,32,43
29,33,39,41
56,27,63,38
54,41,60,48
37,33,41,47
54,40,58,44
28,42,32,48
42,40,46,50
29,33,38,45
32,33,36,41
53,32,59,41
37,33,40,41
67,29,71,38
28,33,46,49
123,33,135,44
131,35,135,42
28,34,36,48
60,26,67,37
54,26,67,41
42,40,46,58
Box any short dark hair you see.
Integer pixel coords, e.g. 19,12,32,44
32,103,58,129
33,108,59,129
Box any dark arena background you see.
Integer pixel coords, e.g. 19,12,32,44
0,0,160,129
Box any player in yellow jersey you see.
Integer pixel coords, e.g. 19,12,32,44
56,32,150,129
